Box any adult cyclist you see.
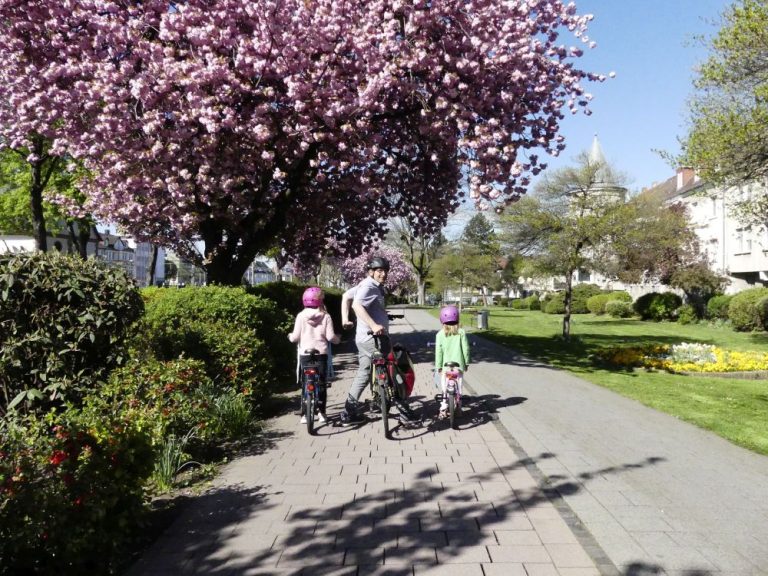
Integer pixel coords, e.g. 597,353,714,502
340,256,417,426
340,256,389,424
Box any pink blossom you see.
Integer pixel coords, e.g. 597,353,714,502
0,0,605,283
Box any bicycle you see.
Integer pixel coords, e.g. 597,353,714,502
300,348,326,435
369,332,416,439
441,361,463,430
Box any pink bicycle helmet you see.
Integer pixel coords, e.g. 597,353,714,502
302,286,324,308
439,305,459,325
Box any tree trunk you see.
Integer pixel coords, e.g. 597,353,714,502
147,244,159,286
29,156,48,253
203,252,252,286
562,270,574,340
67,221,91,259
417,278,426,305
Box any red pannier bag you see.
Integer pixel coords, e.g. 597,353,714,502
388,343,415,397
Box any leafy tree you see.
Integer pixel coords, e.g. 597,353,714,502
462,213,500,257
0,1,606,285
680,0,768,188
0,148,96,257
607,192,703,286
459,214,502,305
500,153,632,339
502,155,702,338
668,262,729,318
0,143,62,249
498,253,525,299
429,241,497,312
388,217,444,305
429,250,472,312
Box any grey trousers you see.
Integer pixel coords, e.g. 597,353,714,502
346,335,390,413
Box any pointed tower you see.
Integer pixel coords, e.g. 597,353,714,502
588,134,625,203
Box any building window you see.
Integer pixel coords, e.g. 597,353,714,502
734,228,752,254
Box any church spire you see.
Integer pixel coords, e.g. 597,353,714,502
589,133,606,165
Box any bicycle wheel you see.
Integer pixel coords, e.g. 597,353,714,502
305,390,316,435
376,368,390,439
447,391,456,430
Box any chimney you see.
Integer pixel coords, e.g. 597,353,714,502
676,167,695,191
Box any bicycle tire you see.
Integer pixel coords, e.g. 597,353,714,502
306,391,315,435
376,368,390,439
447,392,456,430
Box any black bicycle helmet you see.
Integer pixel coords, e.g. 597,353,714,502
366,256,390,271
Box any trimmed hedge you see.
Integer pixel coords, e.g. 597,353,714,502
586,291,632,315
728,287,768,331
248,281,343,333
543,284,603,315
706,294,731,321
605,300,634,318
633,291,682,321
140,286,294,407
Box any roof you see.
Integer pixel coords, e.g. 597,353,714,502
642,173,708,203
251,260,273,273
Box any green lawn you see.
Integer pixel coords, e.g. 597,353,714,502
456,309,768,456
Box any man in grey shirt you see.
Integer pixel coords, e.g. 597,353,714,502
340,256,391,424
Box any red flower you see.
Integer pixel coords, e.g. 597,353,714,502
49,451,68,466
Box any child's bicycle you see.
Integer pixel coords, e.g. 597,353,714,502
441,361,463,430
300,348,325,435
369,332,418,439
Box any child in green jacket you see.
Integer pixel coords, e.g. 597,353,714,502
434,305,470,419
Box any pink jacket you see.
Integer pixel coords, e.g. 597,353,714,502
288,308,339,354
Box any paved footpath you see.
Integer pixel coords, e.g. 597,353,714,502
127,309,768,576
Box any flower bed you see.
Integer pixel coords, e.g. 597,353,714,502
593,342,768,374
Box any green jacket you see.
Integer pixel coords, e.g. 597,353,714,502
434,328,470,371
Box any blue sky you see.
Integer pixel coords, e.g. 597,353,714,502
447,1,731,235
545,0,731,192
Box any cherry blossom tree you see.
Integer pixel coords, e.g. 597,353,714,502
336,245,414,295
0,0,606,285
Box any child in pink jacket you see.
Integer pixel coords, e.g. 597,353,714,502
288,287,340,423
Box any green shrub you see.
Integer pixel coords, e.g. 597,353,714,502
587,291,632,315
633,291,682,321
572,283,603,303
526,295,541,310
542,284,601,315
586,293,610,314
677,304,698,325
706,294,731,320
544,295,566,314
140,286,294,405
248,281,343,332
510,298,527,310
99,357,216,441
605,300,634,318
0,410,153,575
0,252,143,414
728,287,768,331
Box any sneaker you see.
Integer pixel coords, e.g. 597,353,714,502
317,412,327,423
300,415,307,424
395,399,419,423
370,402,382,414
340,411,364,426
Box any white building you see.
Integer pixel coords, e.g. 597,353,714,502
653,168,768,294
0,231,165,288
